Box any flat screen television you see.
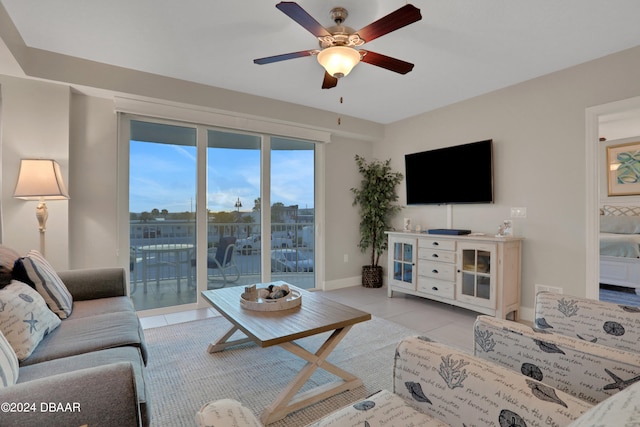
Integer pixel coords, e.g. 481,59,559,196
405,139,494,205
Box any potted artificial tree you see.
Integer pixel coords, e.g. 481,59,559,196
351,154,403,288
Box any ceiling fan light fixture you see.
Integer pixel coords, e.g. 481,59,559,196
317,46,360,78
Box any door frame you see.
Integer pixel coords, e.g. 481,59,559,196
585,95,640,299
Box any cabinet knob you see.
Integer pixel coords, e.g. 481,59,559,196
432,242,439,246
432,254,439,258
432,269,439,274
432,286,438,291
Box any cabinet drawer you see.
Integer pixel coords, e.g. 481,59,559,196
418,260,456,281
419,249,456,263
417,278,455,300
419,238,456,251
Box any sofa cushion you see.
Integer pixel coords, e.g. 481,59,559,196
70,296,136,319
474,315,640,404
1,362,141,427
21,311,146,366
0,281,61,361
535,291,640,354
306,389,450,427
18,346,149,427
21,250,73,319
0,330,19,387
196,399,263,427
0,245,20,288
393,336,592,427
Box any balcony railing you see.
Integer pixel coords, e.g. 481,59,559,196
129,220,315,311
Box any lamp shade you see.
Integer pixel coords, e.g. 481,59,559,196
14,159,69,200
317,46,361,78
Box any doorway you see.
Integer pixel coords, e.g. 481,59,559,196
585,96,640,301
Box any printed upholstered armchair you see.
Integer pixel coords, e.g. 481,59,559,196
534,291,640,354
474,291,640,406
197,336,596,426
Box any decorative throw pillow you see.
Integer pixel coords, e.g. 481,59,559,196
599,215,640,234
0,281,61,361
0,330,19,387
0,245,20,288
21,250,73,319
603,205,640,216
196,399,263,427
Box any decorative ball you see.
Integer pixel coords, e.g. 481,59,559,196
271,289,287,299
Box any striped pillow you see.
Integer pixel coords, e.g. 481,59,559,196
21,250,73,319
0,331,18,387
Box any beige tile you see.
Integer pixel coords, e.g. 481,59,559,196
164,308,216,325
139,315,168,330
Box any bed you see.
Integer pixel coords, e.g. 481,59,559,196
599,208,640,294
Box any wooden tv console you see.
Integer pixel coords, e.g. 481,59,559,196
386,231,522,320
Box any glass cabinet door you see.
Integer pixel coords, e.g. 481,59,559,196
390,237,416,289
458,243,496,308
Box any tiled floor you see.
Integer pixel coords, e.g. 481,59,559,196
138,285,479,352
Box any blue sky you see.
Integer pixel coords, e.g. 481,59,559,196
129,141,314,213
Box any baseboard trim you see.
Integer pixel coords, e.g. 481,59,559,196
323,275,362,291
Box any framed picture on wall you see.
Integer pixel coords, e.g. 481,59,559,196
607,141,640,196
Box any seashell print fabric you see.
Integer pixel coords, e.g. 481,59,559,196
474,314,640,405
307,389,449,427
566,380,640,427
392,336,591,426
535,291,640,354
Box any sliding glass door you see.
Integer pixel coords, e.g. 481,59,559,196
129,120,197,311
270,137,315,288
124,116,317,313
206,130,262,288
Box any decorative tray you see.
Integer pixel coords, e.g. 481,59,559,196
240,282,302,312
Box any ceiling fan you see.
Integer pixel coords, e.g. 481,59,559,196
253,2,422,89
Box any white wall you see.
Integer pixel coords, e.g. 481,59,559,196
68,94,119,269
324,135,373,287
0,75,70,269
377,45,640,310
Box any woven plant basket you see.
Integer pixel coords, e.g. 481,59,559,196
362,265,383,288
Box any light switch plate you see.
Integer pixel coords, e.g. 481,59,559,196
510,207,527,218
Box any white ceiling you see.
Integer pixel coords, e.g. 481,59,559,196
2,0,640,124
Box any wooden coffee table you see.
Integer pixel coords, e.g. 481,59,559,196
202,285,371,424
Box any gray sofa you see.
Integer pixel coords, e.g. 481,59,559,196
0,267,149,427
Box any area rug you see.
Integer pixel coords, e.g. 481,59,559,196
144,314,422,426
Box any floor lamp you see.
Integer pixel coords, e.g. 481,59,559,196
13,159,69,257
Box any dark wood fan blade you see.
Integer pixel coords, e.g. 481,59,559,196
276,2,332,38
322,71,338,89
254,50,315,65
356,4,422,43
360,50,415,74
